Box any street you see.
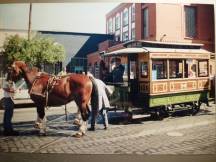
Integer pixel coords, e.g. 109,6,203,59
0,101,215,155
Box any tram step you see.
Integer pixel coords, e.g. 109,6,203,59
131,108,145,115
168,106,192,112
132,114,151,119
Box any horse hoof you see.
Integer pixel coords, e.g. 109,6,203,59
88,127,95,131
72,133,84,138
34,123,41,129
73,119,81,126
39,130,47,136
39,132,47,136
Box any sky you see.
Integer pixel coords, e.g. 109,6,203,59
0,3,119,34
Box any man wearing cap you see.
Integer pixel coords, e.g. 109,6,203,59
2,78,19,136
111,58,125,83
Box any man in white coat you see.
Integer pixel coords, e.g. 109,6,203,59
88,78,112,131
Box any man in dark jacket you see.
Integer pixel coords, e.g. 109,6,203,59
111,58,125,83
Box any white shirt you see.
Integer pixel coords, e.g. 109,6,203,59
3,81,15,98
95,79,112,109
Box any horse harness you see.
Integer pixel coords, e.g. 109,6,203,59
29,73,65,109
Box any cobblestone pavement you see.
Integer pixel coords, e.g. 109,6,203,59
0,102,215,154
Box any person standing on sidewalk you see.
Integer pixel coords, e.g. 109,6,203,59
2,79,19,136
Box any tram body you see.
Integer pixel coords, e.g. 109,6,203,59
103,41,211,116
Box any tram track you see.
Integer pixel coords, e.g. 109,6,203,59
30,137,67,153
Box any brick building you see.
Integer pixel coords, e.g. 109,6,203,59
87,3,215,78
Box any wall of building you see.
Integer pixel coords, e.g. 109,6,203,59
156,3,183,42
155,4,215,52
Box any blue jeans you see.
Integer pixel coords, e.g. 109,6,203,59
3,98,14,131
91,108,108,128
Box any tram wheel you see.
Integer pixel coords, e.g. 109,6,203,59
122,111,133,124
150,109,164,121
191,103,200,115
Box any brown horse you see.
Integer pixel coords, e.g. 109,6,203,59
7,61,98,137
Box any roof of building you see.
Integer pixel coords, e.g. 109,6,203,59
40,31,113,67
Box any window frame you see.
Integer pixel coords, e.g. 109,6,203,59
131,4,135,22
152,59,167,80
122,31,129,42
184,6,197,38
198,60,208,77
108,18,113,34
140,62,148,78
123,8,129,27
143,7,149,39
169,59,184,79
131,28,135,40
115,14,120,30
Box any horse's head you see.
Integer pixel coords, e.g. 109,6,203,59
7,61,26,82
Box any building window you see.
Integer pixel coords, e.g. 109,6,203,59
108,18,113,34
131,4,135,22
143,8,149,38
169,60,183,79
185,6,196,38
131,28,135,40
123,8,129,26
123,31,129,41
115,14,120,30
198,60,208,77
152,60,167,80
115,35,120,42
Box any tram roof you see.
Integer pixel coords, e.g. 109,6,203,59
104,48,148,56
104,47,211,57
123,40,204,48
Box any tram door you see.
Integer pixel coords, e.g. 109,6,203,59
128,54,139,101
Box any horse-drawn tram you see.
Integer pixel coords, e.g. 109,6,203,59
103,40,212,119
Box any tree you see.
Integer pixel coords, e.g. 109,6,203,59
3,34,65,70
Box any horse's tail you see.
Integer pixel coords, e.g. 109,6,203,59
89,76,99,116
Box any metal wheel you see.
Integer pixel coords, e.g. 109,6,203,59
150,108,164,120
191,102,200,115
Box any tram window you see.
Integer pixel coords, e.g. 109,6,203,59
141,62,148,78
130,61,136,79
123,64,128,81
169,60,183,79
210,65,213,77
185,59,197,78
152,60,167,80
198,60,208,77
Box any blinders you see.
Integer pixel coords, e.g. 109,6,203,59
7,64,22,82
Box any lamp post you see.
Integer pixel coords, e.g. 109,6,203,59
28,3,32,40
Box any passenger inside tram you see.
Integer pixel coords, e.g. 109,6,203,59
104,58,125,83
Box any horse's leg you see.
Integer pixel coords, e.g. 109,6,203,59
73,108,82,126
73,101,90,138
34,104,47,135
